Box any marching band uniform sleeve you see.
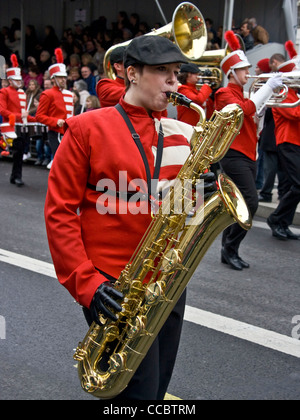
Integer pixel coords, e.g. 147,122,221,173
36,86,72,133
36,90,59,130
272,89,300,147
96,78,126,108
177,83,212,126
44,119,108,308
178,83,212,105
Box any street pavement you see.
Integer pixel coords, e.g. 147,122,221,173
0,158,299,401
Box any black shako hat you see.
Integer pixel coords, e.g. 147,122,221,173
180,63,200,74
110,46,126,66
124,35,188,68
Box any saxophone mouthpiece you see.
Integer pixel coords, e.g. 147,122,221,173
166,91,193,108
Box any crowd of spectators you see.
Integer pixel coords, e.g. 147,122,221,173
0,12,160,94
0,12,270,95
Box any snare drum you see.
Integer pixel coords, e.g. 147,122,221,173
15,123,24,136
26,122,45,137
42,124,48,141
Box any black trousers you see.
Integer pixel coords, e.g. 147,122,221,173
220,150,258,256
11,136,25,180
259,150,290,200
48,130,62,157
269,142,300,228
83,289,186,400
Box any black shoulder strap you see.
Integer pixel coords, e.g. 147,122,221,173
115,103,164,198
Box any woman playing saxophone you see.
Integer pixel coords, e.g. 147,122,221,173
44,34,217,400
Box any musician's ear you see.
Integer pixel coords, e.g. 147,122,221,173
126,66,137,83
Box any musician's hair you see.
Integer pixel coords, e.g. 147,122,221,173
177,72,188,84
269,53,285,64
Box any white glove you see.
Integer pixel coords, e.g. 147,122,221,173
266,73,283,91
250,75,282,114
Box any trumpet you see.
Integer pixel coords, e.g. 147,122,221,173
247,71,300,108
191,34,245,89
196,67,222,89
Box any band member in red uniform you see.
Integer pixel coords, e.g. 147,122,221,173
0,54,35,186
36,48,73,168
267,41,300,240
215,31,283,270
44,35,216,400
96,46,126,107
176,62,213,125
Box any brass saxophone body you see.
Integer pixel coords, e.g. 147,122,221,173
73,92,252,399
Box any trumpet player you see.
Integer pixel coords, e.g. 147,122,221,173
256,57,290,204
176,62,213,125
214,31,283,270
266,47,300,241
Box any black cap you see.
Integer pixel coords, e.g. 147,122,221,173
124,35,188,68
180,63,200,74
110,46,126,66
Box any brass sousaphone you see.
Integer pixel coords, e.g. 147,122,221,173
103,2,208,79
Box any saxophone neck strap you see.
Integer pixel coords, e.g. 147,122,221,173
115,103,164,199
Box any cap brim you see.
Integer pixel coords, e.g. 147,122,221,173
51,72,67,78
8,76,22,80
233,62,252,69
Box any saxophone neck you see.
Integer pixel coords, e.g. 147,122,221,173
166,91,206,126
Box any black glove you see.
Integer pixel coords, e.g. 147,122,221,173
200,171,218,200
90,282,124,324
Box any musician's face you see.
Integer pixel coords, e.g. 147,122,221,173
187,72,199,85
234,67,250,85
126,63,180,114
9,78,22,89
54,76,67,90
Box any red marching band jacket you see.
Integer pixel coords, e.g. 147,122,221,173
177,83,213,125
96,77,126,108
272,88,300,147
0,86,36,124
36,86,74,134
214,83,257,161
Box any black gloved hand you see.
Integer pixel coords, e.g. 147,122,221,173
90,282,124,324
200,171,218,200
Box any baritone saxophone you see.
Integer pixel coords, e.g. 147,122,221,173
73,91,252,399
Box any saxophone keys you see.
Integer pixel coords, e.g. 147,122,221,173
73,346,87,362
145,280,168,305
161,249,183,273
130,279,144,294
103,325,120,341
127,315,147,339
109,352,127,373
